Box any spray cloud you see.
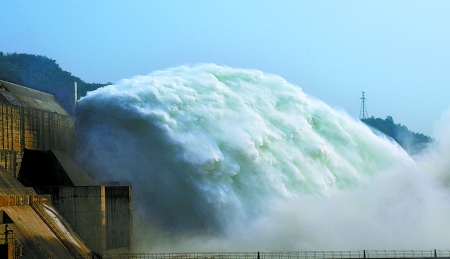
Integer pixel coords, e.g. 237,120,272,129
75,64,450,252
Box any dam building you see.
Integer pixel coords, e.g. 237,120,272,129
0,79,132,258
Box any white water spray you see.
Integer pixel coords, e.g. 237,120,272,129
75,64,450,252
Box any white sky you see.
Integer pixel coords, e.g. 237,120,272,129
1,1,449,136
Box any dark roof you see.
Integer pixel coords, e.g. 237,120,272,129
52,150,98,186
0,79,69,115
18,149,97,187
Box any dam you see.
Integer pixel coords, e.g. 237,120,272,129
0,79,131,258
1,67,450,258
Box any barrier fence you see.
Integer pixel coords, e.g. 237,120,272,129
102,250,450,259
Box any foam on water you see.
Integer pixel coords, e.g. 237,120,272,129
75,64,450,252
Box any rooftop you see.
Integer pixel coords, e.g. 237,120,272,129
0,79,69,116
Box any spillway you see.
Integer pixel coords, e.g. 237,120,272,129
74,64,450,252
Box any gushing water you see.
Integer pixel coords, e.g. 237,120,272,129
75,64,450,252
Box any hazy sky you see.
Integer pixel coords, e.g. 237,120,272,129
1,1,449,136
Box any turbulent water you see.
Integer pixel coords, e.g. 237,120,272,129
75,64,450,252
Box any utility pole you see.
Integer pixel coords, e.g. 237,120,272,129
73,82,77,117
359,91,368,119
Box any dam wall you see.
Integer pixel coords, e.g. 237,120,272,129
0,80,74,177
106,186,133,252
0,164,95,258
0,104,74,176
0,79,133,257
32,185,132,255
33,186,107,253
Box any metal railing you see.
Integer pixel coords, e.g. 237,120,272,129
101,250,450,259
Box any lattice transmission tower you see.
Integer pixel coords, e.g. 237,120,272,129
359,91,368,119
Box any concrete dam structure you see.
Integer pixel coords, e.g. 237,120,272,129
0,79,132,258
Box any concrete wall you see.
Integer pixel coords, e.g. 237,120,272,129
1,198,95,258
42,186,107,254
0,151,21,178
33,186,133,254
0,102,74,177
0,83,133,255
106,186,132,251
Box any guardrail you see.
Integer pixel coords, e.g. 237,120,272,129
101,250,450,259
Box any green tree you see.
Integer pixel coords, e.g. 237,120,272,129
361,116,432,155
0,52,109,112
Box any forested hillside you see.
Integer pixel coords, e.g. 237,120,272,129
361,116,432,155
0,52,108,98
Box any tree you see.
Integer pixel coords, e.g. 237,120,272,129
0,52,108,97
0,52,108,112
361,116,432,155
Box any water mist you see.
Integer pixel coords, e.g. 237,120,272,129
75,64,450,252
